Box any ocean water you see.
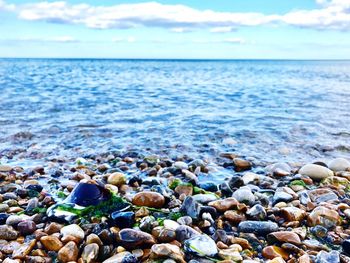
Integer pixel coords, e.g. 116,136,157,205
0,59,349,165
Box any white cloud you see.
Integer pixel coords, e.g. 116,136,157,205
12,36,78,43
1,0,350,31
224,37,246,44
112,37,136,43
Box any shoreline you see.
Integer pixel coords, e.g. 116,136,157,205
0,153,350,262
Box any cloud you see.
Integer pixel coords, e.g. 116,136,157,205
112,37,136,43
0,0,15,11
1,0,350,31
191,37,246,45
2,36,79,43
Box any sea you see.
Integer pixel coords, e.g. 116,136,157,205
0,59,349,166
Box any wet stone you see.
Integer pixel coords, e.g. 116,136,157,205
176,225,200,243
117,228,156,249
180,196,201,219
57,241,78,262
232,187,255,205
17,220,36,235
299,164,333,180
238,221,279,236
184,234,218,257
111,211,135,228
82,243,99,263
316,250,339,263
132,191,165,208
0,225,18,240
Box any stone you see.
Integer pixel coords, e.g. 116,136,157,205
40,236,63,251
262,245,289,260
184,234,218,257
132,192,165,208
0,203,9,212
175,184,193,196
246,204,266,220
60,224,85,240
238,221,279,236
82,243,99,263
174,161,188,170
328,158,350,172
233,158,252,172
117,228,156,249
12,240,36,259
111,211,135,228
57,241,79,262
192,194,218,204
175,225,200,243
232,187,255,205
86,233,103,246
0,225,18,240
150,243,185,263
107,172,126,186
280,207,306,222
17,220,36,235
298,164,333,180
163,219,180,230
224,210,246,224
267,231,302,245
180,196,201,219
208,197,239,212
218,248,243,261
0,165,12,172
102,252,137,263
316,250,339,263
307,206,340,228
273,191,293,204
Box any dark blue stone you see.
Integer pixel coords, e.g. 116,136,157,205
111,211,135,228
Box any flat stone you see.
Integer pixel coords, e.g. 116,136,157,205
132,192,165,208
299,164,333,180
267,231,302,245
238,221,279,236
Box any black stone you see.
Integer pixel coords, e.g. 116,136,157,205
198,182,218,192
0,213,9,224
26,184,43,193
228,176,244,189
343,240,350,255
111,211,135,228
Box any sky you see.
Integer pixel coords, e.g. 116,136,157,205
0,0,350,59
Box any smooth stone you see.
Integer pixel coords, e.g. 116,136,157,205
0,164,12,172
175,225,200,243
180,196,201,219
262,245,289,260
60,224,85,240
175,184,193,196
0,225,18,240
273,191,293,204
280,207,306,222
232,187,255,205
246,204,266,220
241,172,259,185
150,243,185,263
107,172,126,186
228,176,244,189
82,243,99,263
316,250,339,263
238,221,279,236
0,203,9,212
12,240,36,259
311,225,328,238
184,234,218,257
86,233,103,246
40,236,63,251
307,206,340,228
177,216,193,226
132,192,165,208
328,158,350,172
233,158,252,172
111,211,135,228
117,228,156,249
155,227,176,243
57,241,79,262
192,194,218,204
17,220,36,235
208,197,239,212
102,252,137,263
267,231,301,245
163,219,180,230
174,161,189,170
299,164,333,180
218,248,243,261
0,213,9,224
198,182,218,192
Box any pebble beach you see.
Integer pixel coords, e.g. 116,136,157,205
1,153,350,263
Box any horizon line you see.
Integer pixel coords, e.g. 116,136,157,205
1,57,350,61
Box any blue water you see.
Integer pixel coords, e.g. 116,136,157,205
0,59,349,165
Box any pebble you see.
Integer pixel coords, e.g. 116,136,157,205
0,203,9,212
328,158,350,172
102,252,137,263
107,172,126,186
233,158,252,172
232,186,255,205
111,211,135,228
60,224,85,240
40,236,63,251
57,241,79,262
184,234,218,257
180,196,201,219
307,206,340,228
316,250,339,263
298,164,333,180
132,191,165,208
175,225,200,243
238,221,279,235
117,228,156,249
17,220,36,235
262,245,289,260
208,197,239,212
174,161,188,170
0,225,18,240
151,243,185,263
82,243,99,263
267,231,301,245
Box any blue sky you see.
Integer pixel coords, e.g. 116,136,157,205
0,0,350,59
